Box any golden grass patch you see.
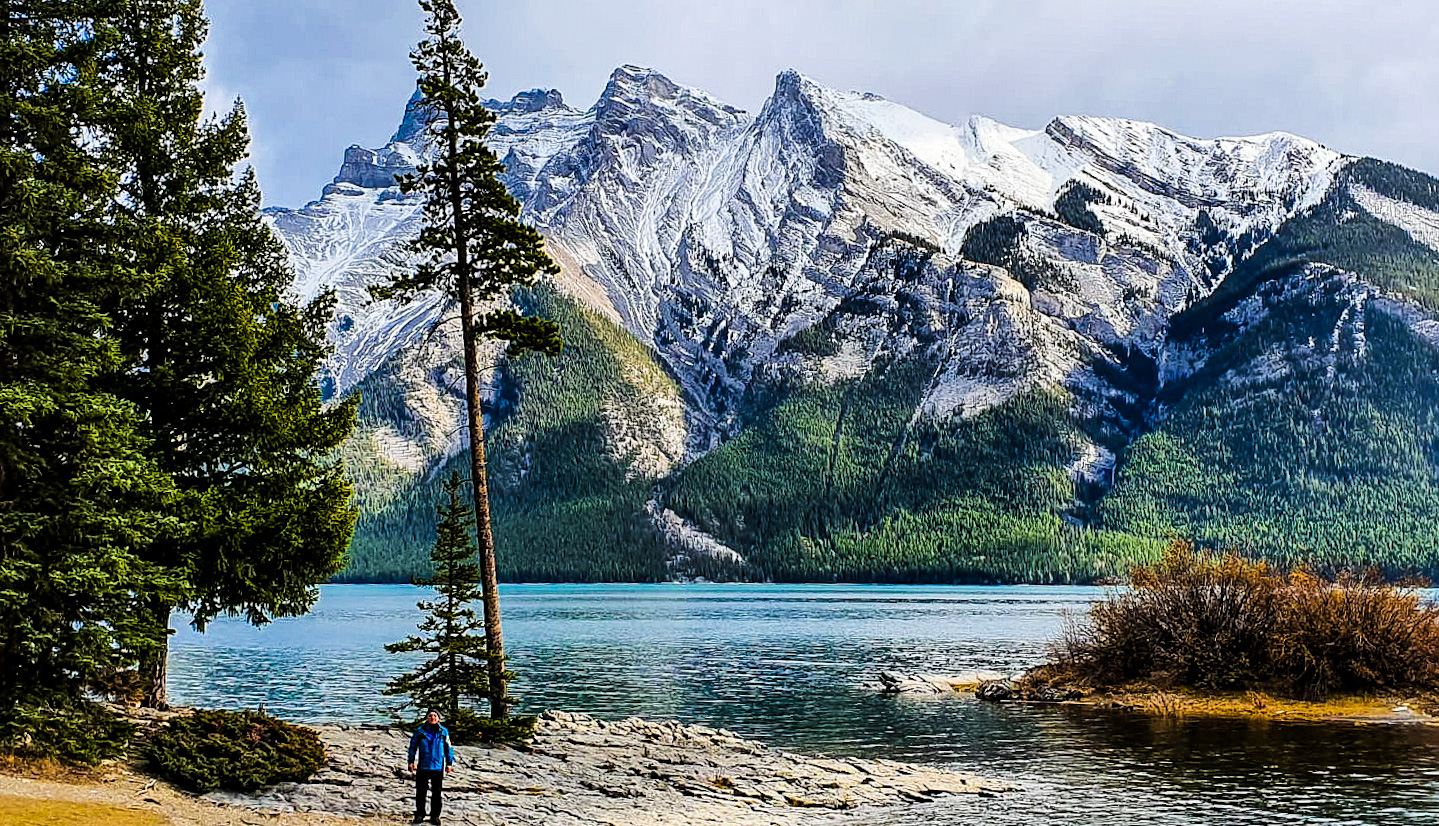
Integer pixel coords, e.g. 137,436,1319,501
0,794,166,826
1097,686,1433,722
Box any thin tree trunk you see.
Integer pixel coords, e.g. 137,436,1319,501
138,602,171,710
456,281,508,719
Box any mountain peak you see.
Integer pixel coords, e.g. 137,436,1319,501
489,88,569,115
774,67,816,89
585,65,745,159
770,68,829,108
595,65,742,115
759,68,834,136
389,85,433,146
599,65,682,106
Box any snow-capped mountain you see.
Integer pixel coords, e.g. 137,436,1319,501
268,65,1439,582
269,65,1339,430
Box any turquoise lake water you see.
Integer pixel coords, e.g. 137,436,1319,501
169,583,1439,825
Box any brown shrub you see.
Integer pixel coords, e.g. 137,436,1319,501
1272,570,1439,697
1062,541,1282,688
1059,540,1439,698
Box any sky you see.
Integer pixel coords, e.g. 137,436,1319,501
203,0,1439,209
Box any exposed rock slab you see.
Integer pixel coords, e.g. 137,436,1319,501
878,671,1012,694
206,711,1007,825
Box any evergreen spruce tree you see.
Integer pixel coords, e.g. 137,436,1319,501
385,474,524,741
95,0,358,708
373,0,561,719
0,2,183,758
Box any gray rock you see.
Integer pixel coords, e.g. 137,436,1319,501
976,680,1016,702
1028,685,1084,702
203,711,1008,825
879,670,1012,694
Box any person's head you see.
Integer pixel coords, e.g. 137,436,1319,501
425,710,440,726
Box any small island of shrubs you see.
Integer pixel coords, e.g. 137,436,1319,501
1015,541,1439,715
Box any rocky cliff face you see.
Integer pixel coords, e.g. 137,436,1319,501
266,67,1439,581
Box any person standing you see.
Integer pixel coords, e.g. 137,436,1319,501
407,710,454,824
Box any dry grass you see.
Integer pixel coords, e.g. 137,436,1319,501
1092,686,1430,722
1058,540,1439,698
0,794,165,826
0,755,95,783
0,770,376,826
1140,692,1182,717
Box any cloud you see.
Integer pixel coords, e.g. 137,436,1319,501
203,0,1439,207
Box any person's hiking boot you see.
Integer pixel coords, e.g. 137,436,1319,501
411,816,424,824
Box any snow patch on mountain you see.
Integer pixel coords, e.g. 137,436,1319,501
367,426,428,475
647,499,746,575
1351,182,1439,255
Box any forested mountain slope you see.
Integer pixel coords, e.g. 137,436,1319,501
1104,160,1439,574
266,67,1439,582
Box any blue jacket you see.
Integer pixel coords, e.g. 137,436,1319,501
408,723,454,770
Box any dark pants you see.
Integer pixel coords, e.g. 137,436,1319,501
414,768,443,821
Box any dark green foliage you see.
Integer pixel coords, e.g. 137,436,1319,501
1187,209,1231,281
0,700,136,767
0,1,184,726
776,320,840,357
959,214,1074,291
1054,180,1108,235
385,475,498,722
2,0,354,718
1110,159,1439,575
438,710,535,745
1347,157,1439,212
1105,304,1439,576
1192,209,1225,250
341,286,671,583
960,215,1024,267
486,290,668,582
369,0,560,356
97,0,357,653
145,710,326,793
1011,254,1077,293
876,229,942,254
669,358,1160,583
379,0,565,718
1060,542,1439,697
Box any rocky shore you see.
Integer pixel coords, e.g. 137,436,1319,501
204,711,1006,825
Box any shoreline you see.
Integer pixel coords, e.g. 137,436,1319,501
2,710,1007,826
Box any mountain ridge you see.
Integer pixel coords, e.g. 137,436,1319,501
266,65,1439,582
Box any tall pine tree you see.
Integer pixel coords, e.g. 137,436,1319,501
373,0,561,719
95,0,358,707
0,1,183,756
